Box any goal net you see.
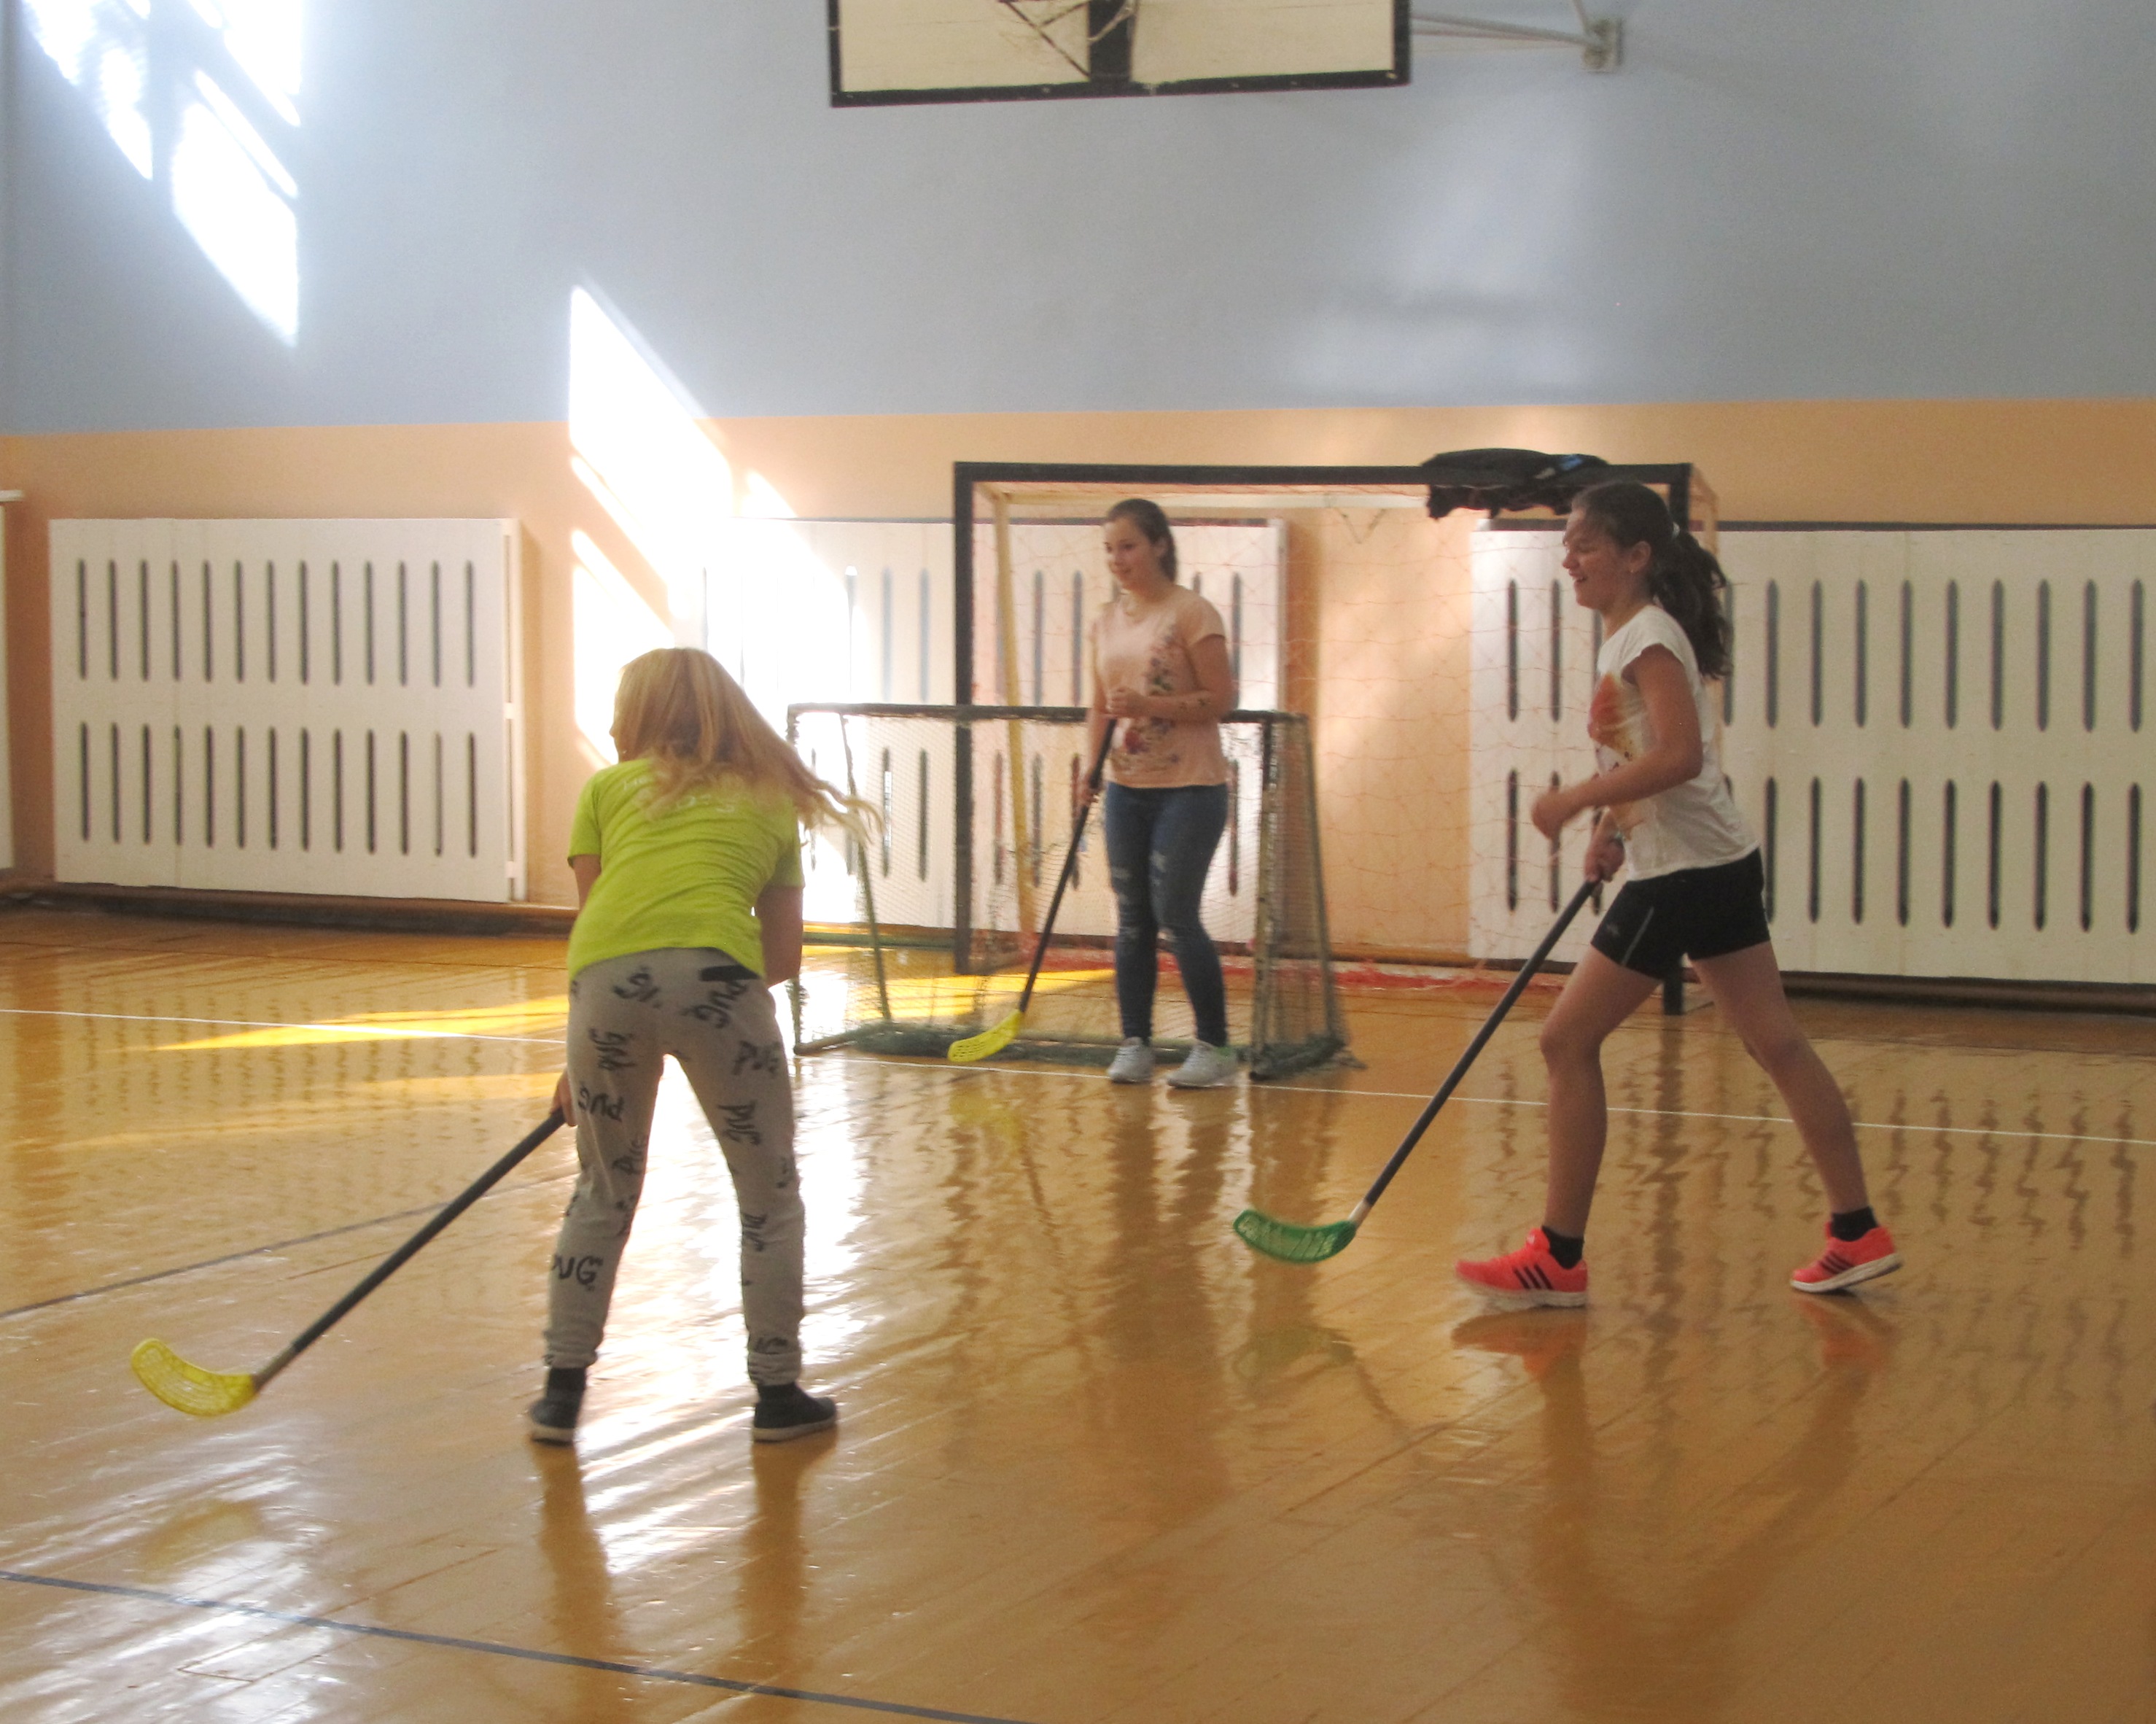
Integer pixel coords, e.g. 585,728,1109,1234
785,703,1346,1079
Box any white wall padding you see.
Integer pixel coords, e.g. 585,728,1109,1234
1471,526,2155,987
1718,529,2152,985
1468,527,1605,968
51,520,526,901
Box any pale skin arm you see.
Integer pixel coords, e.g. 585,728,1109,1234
756,884,804,987
1533,645,1702,852
1083,633,1237,810
1083,680,1110,815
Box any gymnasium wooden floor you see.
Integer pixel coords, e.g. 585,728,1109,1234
2,906,2152,1723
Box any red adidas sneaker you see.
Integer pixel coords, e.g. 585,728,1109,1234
1455,1227,1589,1308
1789,1223,1901,1294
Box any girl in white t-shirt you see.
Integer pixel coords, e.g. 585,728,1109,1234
1458,483,1900,1306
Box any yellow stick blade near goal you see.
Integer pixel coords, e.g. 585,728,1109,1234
946,726,1114,1065
946,1009,1022,1064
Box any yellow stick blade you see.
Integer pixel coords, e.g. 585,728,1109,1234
946,1010,1022,1064
131,1337,258,1418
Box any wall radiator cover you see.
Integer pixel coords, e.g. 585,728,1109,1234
1471,527,2154,987
51,519,526,902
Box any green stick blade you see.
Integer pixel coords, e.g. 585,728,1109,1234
947,1010,1022,1064
1232,1208,1358,1264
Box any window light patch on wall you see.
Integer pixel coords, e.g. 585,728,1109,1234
570,531,672,766
566,287,830,735
173,71,297,340
26,0,301,343
569,286,735,611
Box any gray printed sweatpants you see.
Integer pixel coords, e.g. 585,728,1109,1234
543,947,803,1385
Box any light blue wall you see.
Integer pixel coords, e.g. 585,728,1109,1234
4,1,2153,434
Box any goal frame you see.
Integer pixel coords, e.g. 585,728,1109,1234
786,697,1349,1075
948,458,1704,968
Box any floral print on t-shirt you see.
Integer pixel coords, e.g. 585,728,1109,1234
1586,669,1644,837
1089,585,1230,789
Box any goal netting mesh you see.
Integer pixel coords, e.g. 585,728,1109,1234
785,704,1346,1079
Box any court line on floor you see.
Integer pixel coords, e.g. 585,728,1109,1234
0,1170,580,1324
838,1054,2156,1152
0,1570,1038,1724
0,1006,565,1045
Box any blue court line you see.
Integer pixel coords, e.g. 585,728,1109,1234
0,1170,578,1324
0,1569,1043,1724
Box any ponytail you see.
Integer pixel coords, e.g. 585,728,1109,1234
1573,481,1731,680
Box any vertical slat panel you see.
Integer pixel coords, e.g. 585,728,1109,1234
1478,524,2156,985
1726,528,2156,985
50,521,179,888
1468,527,1600,966
52,519,524,902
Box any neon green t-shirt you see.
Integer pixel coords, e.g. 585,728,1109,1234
564,759,805,980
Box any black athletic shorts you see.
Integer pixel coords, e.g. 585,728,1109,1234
1589,849,1770,979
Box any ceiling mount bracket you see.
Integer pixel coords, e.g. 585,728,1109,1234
1410,4,1623,71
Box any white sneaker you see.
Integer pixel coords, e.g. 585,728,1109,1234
1108,1038,1155,1084
1167,1041,1237,1089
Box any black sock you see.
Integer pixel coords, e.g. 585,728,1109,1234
545,1367,586,1399
1541,1227,1585,1269
1829,1206,1878,1242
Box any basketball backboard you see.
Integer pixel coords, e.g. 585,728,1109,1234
828,0,1410,106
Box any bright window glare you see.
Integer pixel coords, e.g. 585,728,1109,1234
172,90,298,341
740,470,796,520
194,71,296,196
24,0,98,74
23,0,153,176
97,41,154,176
707,520,849,734
569,288,735,597
26,0,301,341
210,0,303,123
568,287,847,739
572,531,674,764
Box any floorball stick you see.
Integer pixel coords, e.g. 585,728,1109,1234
131,1110,567,1416
1234,878,1599,1262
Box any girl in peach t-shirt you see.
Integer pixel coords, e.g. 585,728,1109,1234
1083,500,1239,1088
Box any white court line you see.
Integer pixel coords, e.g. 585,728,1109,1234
0,1006,566,1046
4,1006,2142,1153
840,1053,2156,1153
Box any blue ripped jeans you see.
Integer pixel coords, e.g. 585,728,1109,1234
1102,781,1230,1048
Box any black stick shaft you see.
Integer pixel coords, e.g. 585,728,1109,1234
256,1111,566,1386
1014,726,1117,1017
1357,878,1599,1214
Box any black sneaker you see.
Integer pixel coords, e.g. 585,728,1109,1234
527,1367,585,1445
752,1382,838,1443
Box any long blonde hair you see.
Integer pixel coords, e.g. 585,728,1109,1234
611,648,873,835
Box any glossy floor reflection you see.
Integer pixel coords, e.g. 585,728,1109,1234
2,906,2153,1723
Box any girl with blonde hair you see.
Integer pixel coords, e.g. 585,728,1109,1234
529,647,867,1445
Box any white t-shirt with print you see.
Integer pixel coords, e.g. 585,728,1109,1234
1587,605,1754,880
